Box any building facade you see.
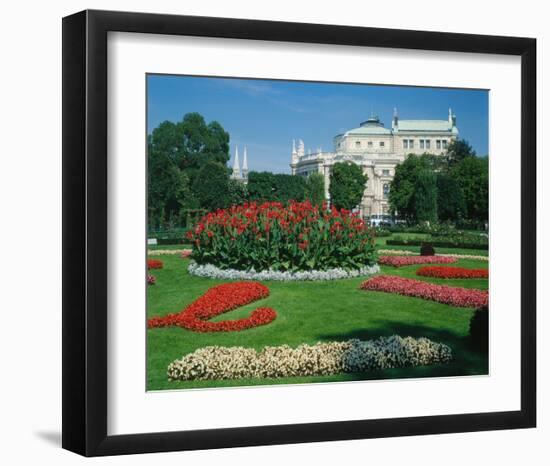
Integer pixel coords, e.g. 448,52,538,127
290,109,459,218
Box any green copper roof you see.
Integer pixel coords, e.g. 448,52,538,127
397,120,453,132
345,125,392,136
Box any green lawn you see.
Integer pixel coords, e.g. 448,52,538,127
147,252,489,391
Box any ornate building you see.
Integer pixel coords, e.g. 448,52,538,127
230,145,249,184
290,109,459,218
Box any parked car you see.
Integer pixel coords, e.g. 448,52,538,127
369,214,393,227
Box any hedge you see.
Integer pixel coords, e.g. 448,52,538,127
385,239,488,250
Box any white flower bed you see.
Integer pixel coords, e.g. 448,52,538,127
167,336,452,381
187,261,380,281
148,248,192,256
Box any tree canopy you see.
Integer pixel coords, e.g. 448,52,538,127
305,172,326,207
329,162,368,210
451,156,488,221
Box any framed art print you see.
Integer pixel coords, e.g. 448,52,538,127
62,10,536,456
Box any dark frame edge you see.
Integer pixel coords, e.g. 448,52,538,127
62,10,87,456
62,9,537,457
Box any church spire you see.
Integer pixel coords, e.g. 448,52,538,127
232,145,240,179
242,145,248,180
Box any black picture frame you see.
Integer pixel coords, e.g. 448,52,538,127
62,9,536,457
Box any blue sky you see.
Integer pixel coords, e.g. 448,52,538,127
147,75,488,174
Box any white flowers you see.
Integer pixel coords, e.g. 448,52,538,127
167,336,452,381
148,248,192,256
187,262,380,281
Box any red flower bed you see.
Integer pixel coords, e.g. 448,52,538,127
147,259,164,270
147,282,277,332
186,200,376,272
378,255,458,267
416,266,488,279
360,275,488,308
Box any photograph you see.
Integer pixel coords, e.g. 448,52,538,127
145,75,490,391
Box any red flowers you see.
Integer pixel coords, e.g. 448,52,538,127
147,259,164,270
378,255,458,267
147,282,277,332
147,274,156,285
360,275,488,308
416,266,488,279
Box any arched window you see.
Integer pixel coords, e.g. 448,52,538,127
383,183,390,199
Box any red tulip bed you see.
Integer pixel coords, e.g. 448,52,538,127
416,266,488,279
360,275,488,308
147,258,164,270
147,281,277,332
378,255,458,267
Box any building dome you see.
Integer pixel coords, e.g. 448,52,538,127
359,116,383,127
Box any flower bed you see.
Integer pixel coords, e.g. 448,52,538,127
188,261,380,281
167,336,452,381
147,258,164,269
148,249,192,256
416,266,488,279
360,275,488,308
147,282,276,332
186,200,377,273
147,274,156,285
377,250,489,261
378,255,457,267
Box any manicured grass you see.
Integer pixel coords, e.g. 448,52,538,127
147,254,488,391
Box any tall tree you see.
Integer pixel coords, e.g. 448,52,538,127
191,161,230,211
305,172,326,207
413,170,438,223
436,172,466,221
389,154,427,222
445,138,476,169
452,156,489,221
329,162,368,210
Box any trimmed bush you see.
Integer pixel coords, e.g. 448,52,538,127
469,305,489,353
186,201,377,272
420,243,435,256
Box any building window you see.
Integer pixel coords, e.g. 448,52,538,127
419,139,425,149
442,140,448,149
380,141,385,147
383,183,390,199
382,169,390,176
436,140,441,150
409,139,414,148
403,140,408,149
355,141,361,148
367,141,373,148
425,139,431,149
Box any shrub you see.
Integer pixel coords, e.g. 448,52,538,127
186,200,377,272
469,305,489,352
420,243,435,256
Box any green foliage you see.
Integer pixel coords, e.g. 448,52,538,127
305,172,326,207
436,173,466,222
414,170,438,223
188,201,377,272
452,156,489,222
329,162,368,210
445,138,476,169
148,113,231,228
389,154,434,223
191,161,231,211
273,174,306,203
246,171,276,201
386,232,488,250
227,179,248,207
247,172,306,203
